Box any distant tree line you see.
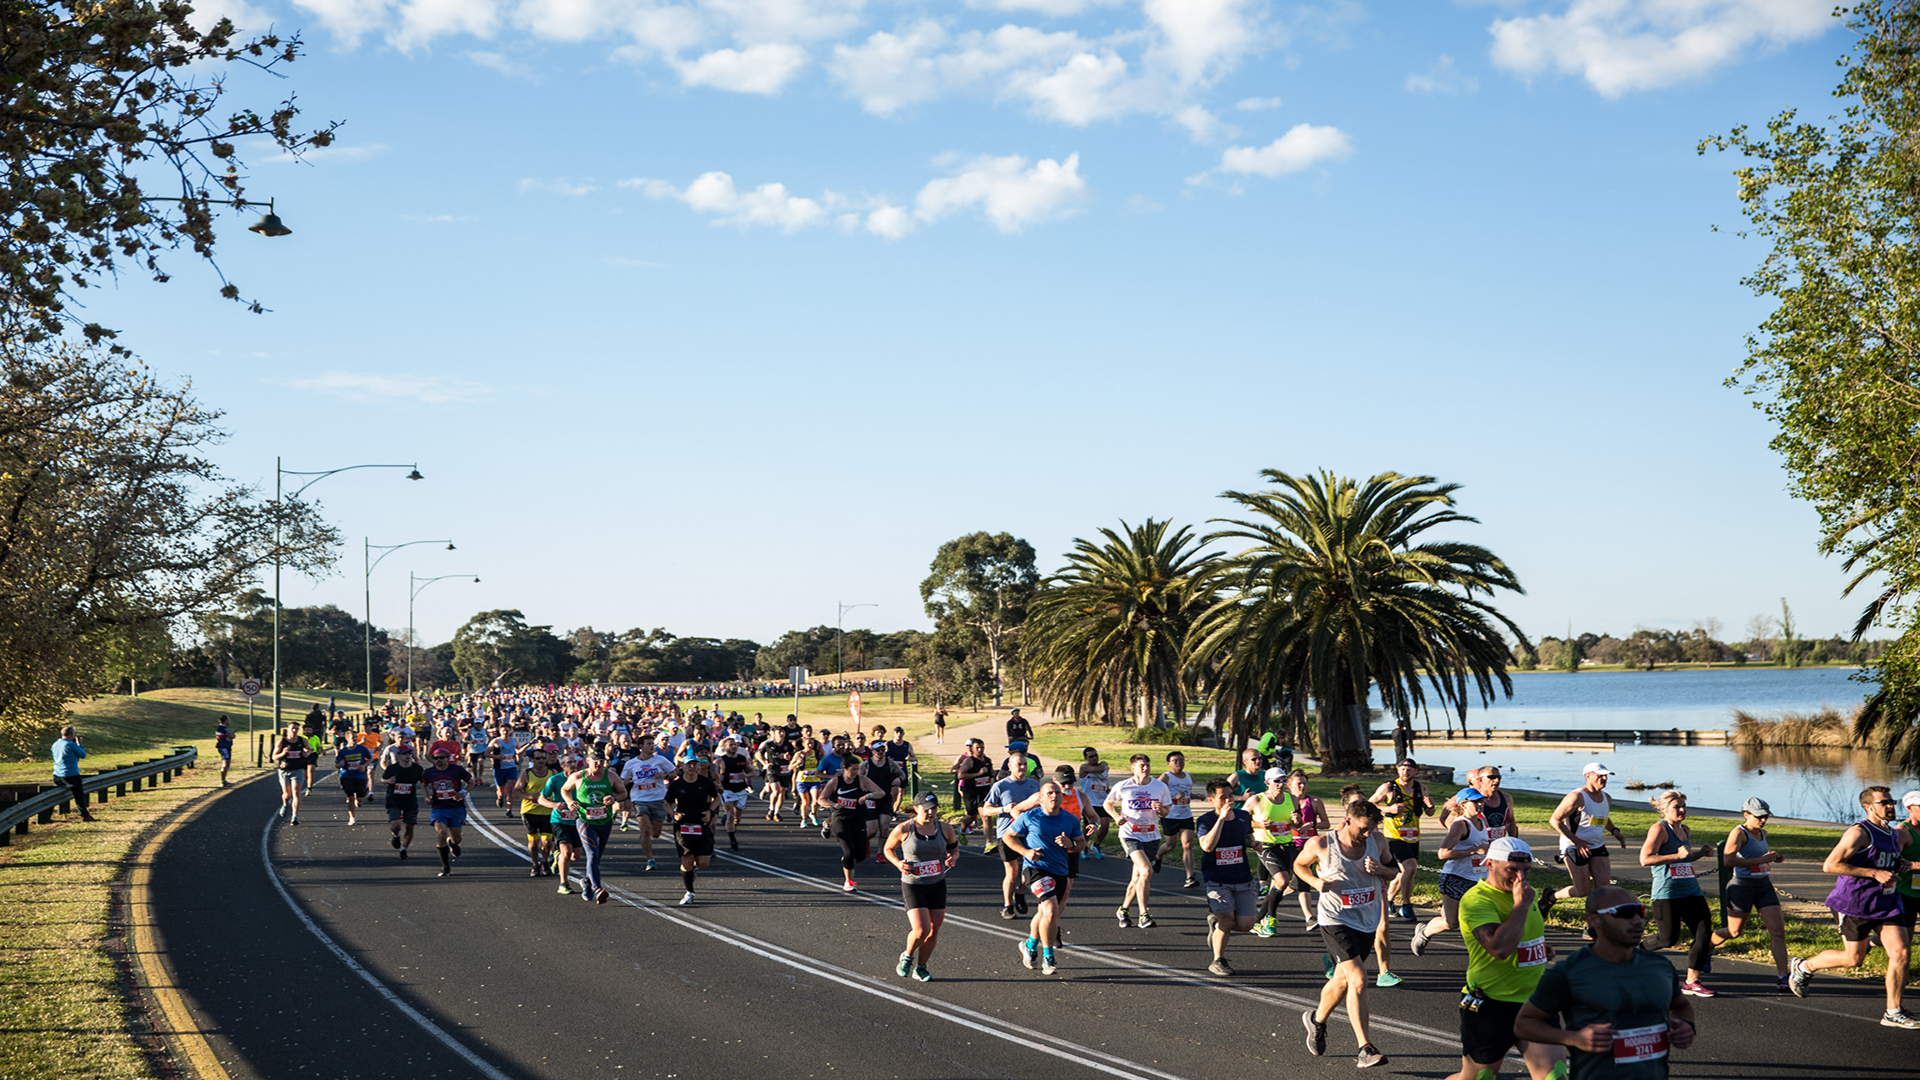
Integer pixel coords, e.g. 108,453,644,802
1521,604,1892,671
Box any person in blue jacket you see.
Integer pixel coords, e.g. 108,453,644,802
52,726,93,822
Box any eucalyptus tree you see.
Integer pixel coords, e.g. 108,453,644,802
1189,471,1529,771
1024,520,1216,728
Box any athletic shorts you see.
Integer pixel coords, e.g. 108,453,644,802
1724,878,1780,916
1083,805,1111,822
675,822,715,858
340,777,368,796
770,772,791,786
1022,866,1064,904
1066,850,1079,879
1459,996,1525,1067
1558,844,1610,868
385,805,418,825
522,812,552,835
1256,843,1298,879
1441,873,1478,901
799,782,822,793
493,766,518,785
1840,913,1909,942
429,807,468,828
1320,923,1372,963
217,746,232,761
721,790,749,807
902,879,948,911
1163,816,1195,834
1122,836,1163,860
1000,835,1023,863
1387,838,1419,864
632,800,668,823
277,768,305,786
962,787,987,814
1206,879,1258,918
552,820,581,849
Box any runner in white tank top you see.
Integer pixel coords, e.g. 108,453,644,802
1294,798,1395,1068
1543,761,1629,917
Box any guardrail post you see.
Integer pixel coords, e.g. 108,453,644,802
145,762,158,789
38,785,58,823
93,769,112,804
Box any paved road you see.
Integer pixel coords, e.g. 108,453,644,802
148,774,1916,1079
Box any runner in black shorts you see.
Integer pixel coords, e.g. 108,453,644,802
822,757,885,893
665,756,720,906
884,792,958,981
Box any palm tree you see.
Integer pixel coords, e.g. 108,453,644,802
1832,511,1920,771
1024,519,1215,728
1188,470,1529,772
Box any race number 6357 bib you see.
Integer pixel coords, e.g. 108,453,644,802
1338,887,1377,908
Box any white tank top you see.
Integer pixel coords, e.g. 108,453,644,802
1315,831,1385,932
1561,789,1610,849
1442,817,1490,880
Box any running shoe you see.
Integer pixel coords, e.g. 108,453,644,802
437,869,451,877
619,821,631,832
1183,877,1199,889
557,882,575,895
1680,981,1714,998
595,888,610,905
1252,917,1276,938
1536,892,1557,918
1015,896,1029,916
346,815,357,826
1041,951,1057,976
529,867,541,878
1410,923,1431,957
398,848,408,860
1138,912,1157,929
679,891,695,906
391,834,401,849
820,824,831,840
1323,953,1335,980
1775,975,1791,993
983,841,998,854
1002,905,1018,920
278,804,288,820
1020,939,1038,969
1376,971,1402,988
1302,915,1318,931
1302,1010,1327,1056
1881,1009,1920,1029
1152,854,1163,874
1207,958,1233,977
1355,1044,1387,1069
288,816,298,826
1788,956,1811,997
451,842,461,858
1087,847,1103,860
896,953,914,978
729,836,739,851
912,965,931,982
1116,907,1132,928
843,879,857,893
645,859,657,872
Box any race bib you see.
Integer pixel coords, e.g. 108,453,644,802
679,824,703,836
582,805,609,820
1398,827,1420,842
1669,862,1696,879
1611,1024,1668,1065
1746,864,1770,877
728,772,747,784
1487,826,1507,840
1215,845,1245,866
1127,820,1158,835
837,797,859,809
1516,936,1548,967
1338,887,1377,908
910,860,941,878
1028,875,1056,897
1172,792,1190,806
391,782,414,795
1591,816,1611,830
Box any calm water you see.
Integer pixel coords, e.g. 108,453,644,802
1381,668,1911,823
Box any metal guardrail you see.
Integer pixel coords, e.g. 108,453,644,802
0,745,198,846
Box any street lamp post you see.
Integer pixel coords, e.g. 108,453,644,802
365,538,455,709
837,601,878,681
409,572,479,694
274,461,422,731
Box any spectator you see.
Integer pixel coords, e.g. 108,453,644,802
52,725,93,822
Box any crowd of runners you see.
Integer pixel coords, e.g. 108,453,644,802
249,686,1920,1076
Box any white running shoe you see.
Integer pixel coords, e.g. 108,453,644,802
679,891,695,906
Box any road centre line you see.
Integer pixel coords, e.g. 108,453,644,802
459,813,1193,1080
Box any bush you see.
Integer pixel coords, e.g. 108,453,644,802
1123,725,1209,746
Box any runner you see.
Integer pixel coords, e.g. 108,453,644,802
822,756,887,893
1230,746,1267,801
715,736,751,850
1075,747,1112,858
1295,797,1395,1069
883,791,959,981
1004,779,1083,977
422,746,473,878
794,735,827,827
955,739,994,835
272,722,312,825
984,757,1042,917
540,752,586,895
1450,837,1568,1080
1514,886,1698,1077
1371,758,1435,920
1473,766,1521,845
1709,797,1790,990
335,737,373,826
932,706,947,745
1197,779,1257,976
561,751,627,904
1542,764,1628,917
619,734,675,871
213,716,233,787
756,731,792,822
1246,767,1298,938
865,744,904,835
1413,787,1490,958
1286,769,1331,929
666,756,721,905
1787,785,1920,1027
518,745,557,877
491,724,522,813
1105,753,1169,928
1161,751,1199,887
1637,790,1717,997
381,742,423,859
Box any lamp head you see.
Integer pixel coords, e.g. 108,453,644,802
446,543,456,550
248,200,292,237
405,469,424,481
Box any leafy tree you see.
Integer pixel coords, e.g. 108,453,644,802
1024,519,1216,729
4,0,339,347
567,625,615,683
99,616,172,694
1190,471,1529,771
452,610,552,689
1703,2,1920,768
920,531,1038,707
0,338,336,753
905,621,992,708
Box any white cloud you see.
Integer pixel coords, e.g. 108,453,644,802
1488,0,1834,96
1174,104,1229,142
914,152,1085,231
966,0,1119,15
290,0,395,48
184,0,274,33
860,203,916,239
519,177,599,195
1199,122,1352,181
393,0,500,49
625,172,832,230
1405,53,1478,94
829,23,1086,115
1143,0,1257,84
1235,95,1282,110
673,43,810,93
287,372,495,404
1015,50,1136,124
467,50,537,78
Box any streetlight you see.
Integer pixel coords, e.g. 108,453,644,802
145,196,293,237
837,601,878,680
273,460,422,730
365,538,455,709
409,572,479,694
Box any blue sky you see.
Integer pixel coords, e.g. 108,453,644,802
93,0,1863,650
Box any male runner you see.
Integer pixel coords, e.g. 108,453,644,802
1105,753,1169,928
1004,780,1083,977
561,751,627,904
1076,747,1112,858
1296,797,1395,1069
335,737,373,825
381,743,423,858
1371,758,1435,920
983,760,1042,918
422,747,473,877
620,734,676,871
539,752,586,894
956,739,994,835
1161,751,1199,887
1451,837,1567,1080
666,756,720,905
1788,784,1920,1027
1198,779,1258,976
272,722,312,824
519,745,557,877
715,736,752,850
213,716,233,786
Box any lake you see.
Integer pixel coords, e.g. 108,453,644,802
1382,667,1913,823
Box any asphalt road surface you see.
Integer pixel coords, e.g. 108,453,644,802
148,775,1917,1079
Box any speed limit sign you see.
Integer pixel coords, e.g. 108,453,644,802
239,678,262,698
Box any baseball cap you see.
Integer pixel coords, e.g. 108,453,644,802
1264,767,1286,783
1743,797,1773,816
1581,761,1614,776
1397,758,1417,768
1902,791,1920,809
1486,837,1533,863
1454,787,1484,802
915,791,940,806
1007,739,1028,749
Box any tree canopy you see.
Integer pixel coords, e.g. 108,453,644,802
919,531,1038,706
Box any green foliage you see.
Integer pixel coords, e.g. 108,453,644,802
1024,519,1216,728
605,628,756,683
450,610,568,689
1190,470,1527,771
918,531,1038,705
1704,2,1920,768
1122,724,1210,746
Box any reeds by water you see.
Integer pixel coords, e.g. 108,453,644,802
1729,706,1857,748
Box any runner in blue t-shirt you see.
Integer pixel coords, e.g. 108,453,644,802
336,741,373,826
1004,781,1083,976
984,771,1042,918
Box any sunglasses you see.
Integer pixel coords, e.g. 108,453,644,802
1876,800,1898,807
1595,902,1648,920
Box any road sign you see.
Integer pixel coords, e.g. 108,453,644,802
789,666,807,688
384,674,400,691
239,678,262,698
